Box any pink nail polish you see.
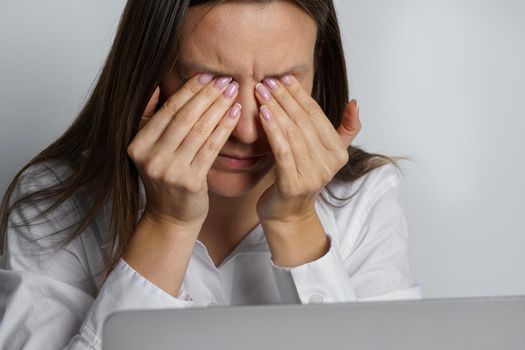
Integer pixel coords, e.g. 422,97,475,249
228,103,242,119
199,73,214,85
215,76,232,89
224,82,239,98
256,83,271,101
264,78,279,90
260,105,272,121
281,74,293,86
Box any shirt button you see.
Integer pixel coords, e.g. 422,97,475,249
308,294,324,304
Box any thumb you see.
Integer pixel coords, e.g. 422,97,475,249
139,86,160,129
142,86,160,119
337,99,361,147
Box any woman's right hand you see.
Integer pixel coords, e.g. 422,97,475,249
127,73,241,234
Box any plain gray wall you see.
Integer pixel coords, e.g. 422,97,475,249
1,0,524,299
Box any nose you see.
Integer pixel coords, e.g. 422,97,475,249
227,81,266,144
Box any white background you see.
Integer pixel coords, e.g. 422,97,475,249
1,0,524,299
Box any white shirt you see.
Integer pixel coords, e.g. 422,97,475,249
0,160,421,349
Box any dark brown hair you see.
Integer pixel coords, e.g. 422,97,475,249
0,0,410,284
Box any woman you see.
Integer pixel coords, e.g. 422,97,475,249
0,0,421,349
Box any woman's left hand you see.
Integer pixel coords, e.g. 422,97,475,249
254,74,361,224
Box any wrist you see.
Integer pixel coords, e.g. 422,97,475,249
260,208,318,230
141,210,202,242
261,209,330,267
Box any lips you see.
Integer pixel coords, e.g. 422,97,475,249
219,154,264,160
216,154,266,169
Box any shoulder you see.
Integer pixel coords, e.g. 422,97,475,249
7,159,111,244
316,162,407,255
322,161,404,213
10,160,74,201
5,159,87,242
4,160,104,293
7,160,85,235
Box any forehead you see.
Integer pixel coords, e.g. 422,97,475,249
177,1,317,80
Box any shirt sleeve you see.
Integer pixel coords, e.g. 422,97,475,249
0,164,194,350
270,164,422,305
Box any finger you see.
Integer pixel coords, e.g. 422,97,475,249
192,103,242,178
136,73,214,145
141,86,160,119
176,81,239,163
255,83,314,176
258,105,297,189
337,100,361,148
259,78,323,155
259,78,320,147
155,76,233,153
279,74,340,151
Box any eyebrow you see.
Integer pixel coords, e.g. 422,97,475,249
175,61,309,79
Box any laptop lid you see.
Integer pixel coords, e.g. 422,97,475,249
103,295,525,350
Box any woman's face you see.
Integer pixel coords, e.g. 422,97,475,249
160,0,318,198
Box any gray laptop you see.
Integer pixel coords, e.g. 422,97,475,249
103,295,525,350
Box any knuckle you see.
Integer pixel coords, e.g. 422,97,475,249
292,113,308,126
166,162,188,183
174,109,194,126
159,104,171,117
190,121,209,139
307,102,323,119
127,143,139,159
204,136,221,155
214,120,230,135
200,86,217,101
190,181,204,193
159,170,176,186
288,84,302,98
275,146,290,161
162,97,180,115
143,158,164,180
179,178,201,193
286,127,303,143
183,81,201,96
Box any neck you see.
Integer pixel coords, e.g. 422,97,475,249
198,170,275,247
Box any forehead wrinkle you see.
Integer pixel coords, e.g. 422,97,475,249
177,1,316,82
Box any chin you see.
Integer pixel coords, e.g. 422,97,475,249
207,161,275,198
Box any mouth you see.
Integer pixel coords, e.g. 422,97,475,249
217,154,267,169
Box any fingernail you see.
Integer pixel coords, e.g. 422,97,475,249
281,74,293,86
356,100,359,111
215,76,232,89
256,83,271,101
228,103,242,119
263,78,279,90
260,105,272,121
224,81,239,98
199,73,214,85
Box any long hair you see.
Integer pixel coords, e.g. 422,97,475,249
0,0,410,284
